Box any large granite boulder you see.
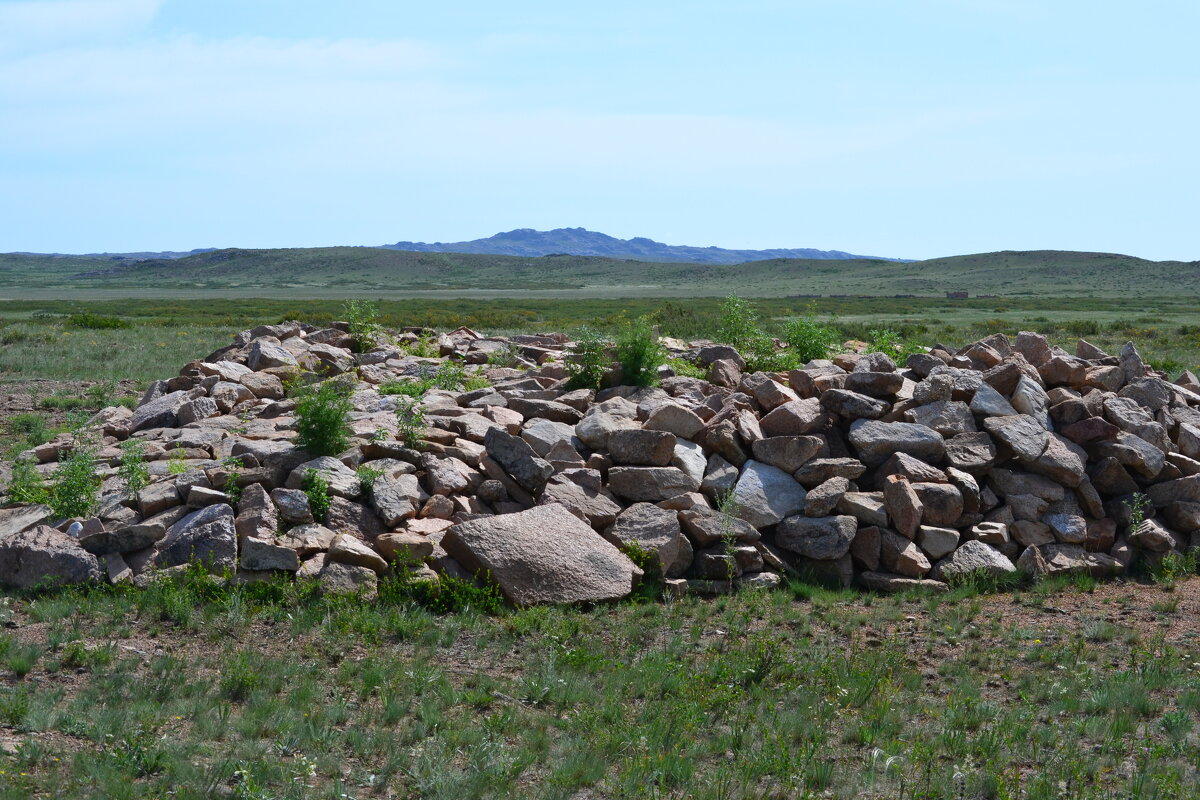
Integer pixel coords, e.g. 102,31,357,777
441,504,643,606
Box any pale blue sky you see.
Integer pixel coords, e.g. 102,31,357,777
1,0,1196,259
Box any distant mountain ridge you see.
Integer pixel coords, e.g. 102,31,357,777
382,227,908,264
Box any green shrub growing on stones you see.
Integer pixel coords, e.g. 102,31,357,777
49,445,99,519
343,299,382,353
294,379,353,457
615,317,666,387
565,328,611,390
6,456,47,505
118,439,150,496
302,469,331,523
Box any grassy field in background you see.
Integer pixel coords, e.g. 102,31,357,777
1,569,1199,799
0,295,1198,385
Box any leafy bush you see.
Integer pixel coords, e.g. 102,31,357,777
66,313,131,330
343,299,382,353
166,448,189,475
395,397,426,449
302,469,331,523
6,457,47,505
293,379,353,457
716,294,760,351
868,328,922,361
49,445,99,518
783,316,840,364
379,378,431,398
565,328,612,390
665,358,706,379
118,440,150,496
614,317,666,387
357,465,384,494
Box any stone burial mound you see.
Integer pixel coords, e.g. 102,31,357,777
3,320,1200,606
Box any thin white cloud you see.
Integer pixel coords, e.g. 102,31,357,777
0,0,163,51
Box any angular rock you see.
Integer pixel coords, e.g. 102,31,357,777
917,525,960,560
328,533,389,574
776,514,857,560
983,414,1048,463
931,540,1016,581
730,460,807,529
643,403,705,440
239,537,301,571
804,477,849,517
154,503,237,572
883,475,922,538
606,503,693,578
607,429,677,466
318,561,377,598
609,466,700,503
848,420,945,468
0,525,102,589
483,428,554,493
285,456,363,499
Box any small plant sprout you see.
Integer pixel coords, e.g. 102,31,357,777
302,468,332,523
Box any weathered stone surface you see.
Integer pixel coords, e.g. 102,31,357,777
539,477,623,529
908,401,976,436
318,561,377,598
750,436,825,474
730,460,807,529
804,477,849,517
776,514,857,560
918,525,960,560
376,532,435,564
1016,544,1123,578
154,503,237,572
945,432,997,474
793,457,866,487
609,466,700,503
606,503,693,578
483,428,554,493
276,523,337,556
883,475,923,538
1045,513,1087,544
328,533,389,574
643,403,705,440
131,390,191,432
285,456,362,499
838,492,889,528
607,429,677,466
759,398,826,437
860,571,948,593
848,420,945,468
931,540,1016,581
575,410,638,450
1129,519,1173,552
911,482,963,527
270,488,314,524
240,537,300,571
983,414,1048,462
247,338,298,370
820,389,889,420
442,504,643,606
678,506,760,546
79,522,166,555
0,525,102,589
969,383,1018,417
880,529,931,577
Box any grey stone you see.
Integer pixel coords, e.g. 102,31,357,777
442,504,644,606
154,503,237,572
776,514,857,560
0,525,102,589
606,503,693,578
931,540,1016,581
730,460,807,529
848,420,945,468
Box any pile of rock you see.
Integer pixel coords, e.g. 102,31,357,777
3,321,1199,605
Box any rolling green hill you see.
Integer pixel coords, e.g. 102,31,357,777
0,247,1195,298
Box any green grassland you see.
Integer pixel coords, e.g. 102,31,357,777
0,569,1198,799
2,247,1198,297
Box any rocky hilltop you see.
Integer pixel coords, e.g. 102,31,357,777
3,321,1199,604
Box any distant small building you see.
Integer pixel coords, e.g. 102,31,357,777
946,291,968,300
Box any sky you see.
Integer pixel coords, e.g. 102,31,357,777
1,0,1197,260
